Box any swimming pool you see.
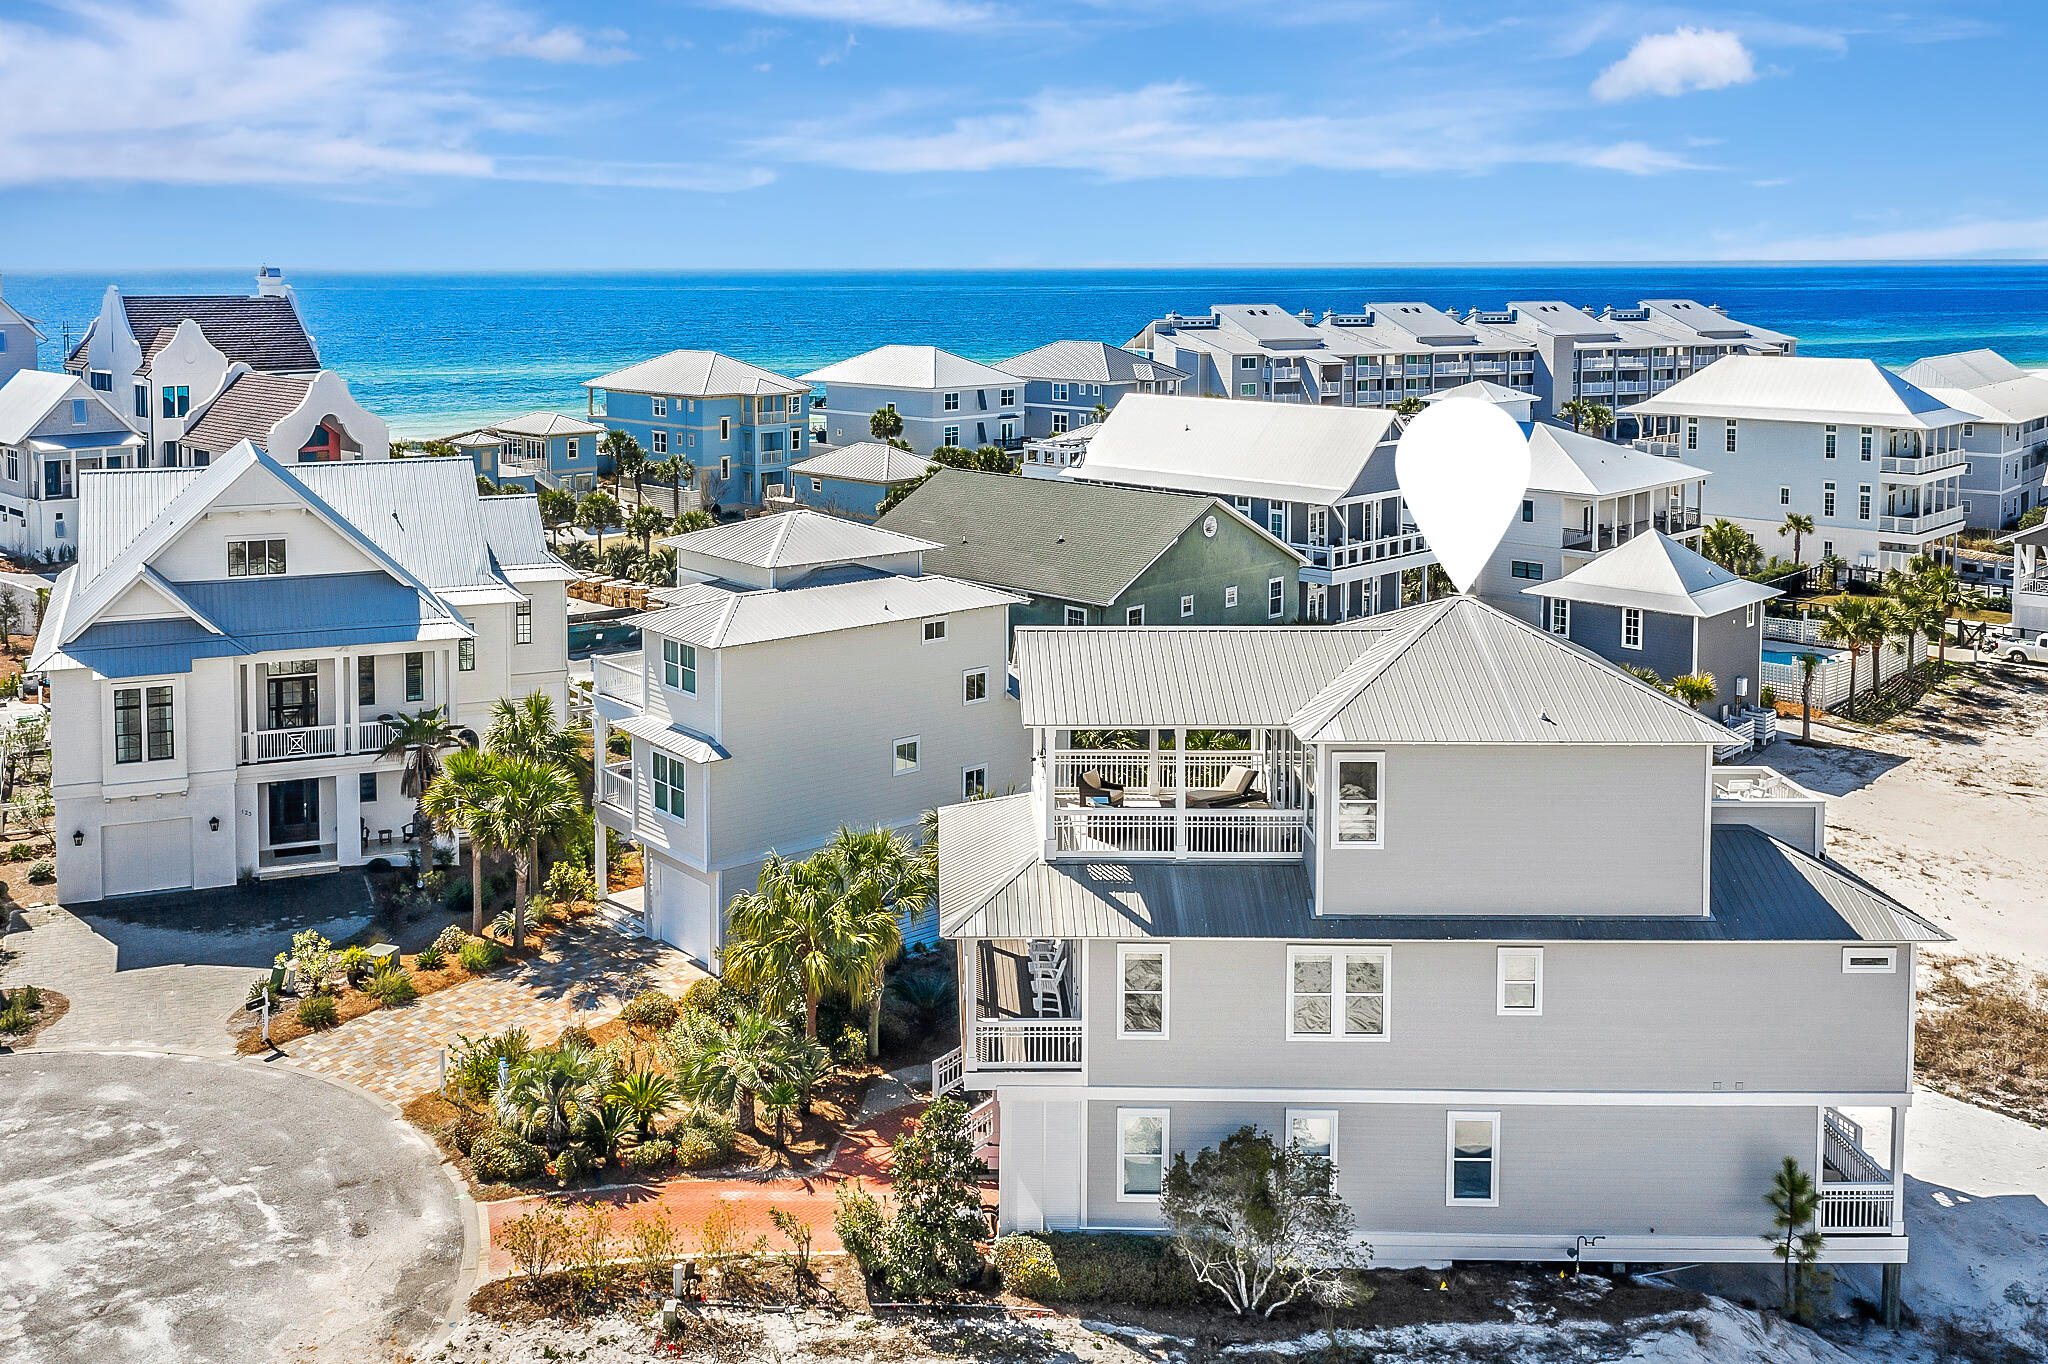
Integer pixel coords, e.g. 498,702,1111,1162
1763,645,1845,665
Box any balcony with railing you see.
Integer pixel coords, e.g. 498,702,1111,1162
1879,450,1970,479
1633,437,1687,458
2018,569,2048,599
1046,727,1311,861
968,938,1084,1075
1818,1107,1902,1236
1878,505,1968,536
593,655,647,710
599,760,633,815
240,718,399,766
1296,524,1429,573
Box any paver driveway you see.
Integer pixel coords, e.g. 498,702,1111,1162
0,1051,467,1364
279,919,706,1102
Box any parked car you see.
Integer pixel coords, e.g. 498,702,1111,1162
2001,632,2048,665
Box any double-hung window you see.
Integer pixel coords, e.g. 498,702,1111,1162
516,599,532,645
458,639,475,672
1179,594,1194,617
651,750,684,817
1117,1109,1168,1200
1685,417,1697,450
1287,946,1388,1039
942,426,959,446
1725,420,1737,453
999,388,1015,407
1860,428,1873,460
1859,484,1872,521
405,652,425,702
113,687,143,764
227,538,286,577
1822,481,1837,518
652,397,668,417
1268,577,1285,618
1224,585,1238,609
1621,606,1643,650
664,639,696,693
1118,944,1167,1038
1332,756,1381,847
1548,598,1569,636
652,430,667,454
1447,1113,1500,1205
1286,1109,1337,1159
145,685,173,760
1825,425,1837,459
1126,605,1144,625
893,736,920,775
1064,605,1086,626
720,417,732,440
962,668,988,704
134,384,148,419
1497,947,1542,1014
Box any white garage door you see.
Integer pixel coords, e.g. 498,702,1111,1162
645,860,713,964
102,819,194,898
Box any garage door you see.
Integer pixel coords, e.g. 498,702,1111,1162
645,860,713,964
102,819,194,897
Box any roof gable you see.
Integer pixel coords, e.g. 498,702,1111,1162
1071,393,1399,504
999,340,1189,384
586,350,807,397
0,370,98,444
1529,530,1779,618
787,442,935,484
1628,356,1975,429
1526,423,1709,497
663,507,938,569
800,345,1017,391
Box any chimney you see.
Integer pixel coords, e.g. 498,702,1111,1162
255,265,289,297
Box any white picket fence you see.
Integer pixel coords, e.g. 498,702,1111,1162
1761,629,1926,712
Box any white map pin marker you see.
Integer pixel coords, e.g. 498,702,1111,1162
1394,397,1533,595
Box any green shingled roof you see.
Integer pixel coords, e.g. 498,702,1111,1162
877,467,1287,607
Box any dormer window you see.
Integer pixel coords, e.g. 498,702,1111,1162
227,538,286,577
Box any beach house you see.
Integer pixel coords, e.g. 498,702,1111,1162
1897,350,2048,531
802,346,1023,457
0,370,144,561
932,595,1934,1321
0,276,46,387
997,341,1188,439
479,412,608,496
586,350,812,512
782,442,935,521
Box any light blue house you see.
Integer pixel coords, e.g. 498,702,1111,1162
585,350,810,513
800,346,1022,457
999,340,1188,439
474,412,607,495
784,442,936,521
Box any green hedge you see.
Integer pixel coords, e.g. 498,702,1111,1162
1030,1233,1206,1307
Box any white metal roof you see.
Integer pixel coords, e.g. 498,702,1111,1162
1287,596,1735,746
491,411,606,437
1626,356,1975,429
1526,423,1709,498
1065,393,1399,504
1525,530,1780,619
0,370,106,444
661,508,938,567
1425,380,1530,407
585,349,807,398
1637,299,1797,349
611,712,731,764
800,345,1017,391
1921,376,2048,426
787,442,935,484
632,571,1021,649
999,340,1188,385
1898,348,2031,391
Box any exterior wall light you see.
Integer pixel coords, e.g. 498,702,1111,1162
73,830,84,846
209,817,221,832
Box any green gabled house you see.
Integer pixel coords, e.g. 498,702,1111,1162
876,467,1304,633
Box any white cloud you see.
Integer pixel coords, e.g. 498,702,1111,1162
1726,216,2048,261
697,0,997,30
495,24,634,64
758,82,1702,179
1592,27,1756,101
818,33,858,66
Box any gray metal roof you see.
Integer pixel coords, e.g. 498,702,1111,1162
1525,423,1709,498
940,797,1942,945
1288,597,1736,746
294,458,514,592
999,340,1189,385
1071,393,1400,505
632,570,1022,649
476,495,565,574
1527,531,1780,620
801,345,1017,391
1898,348,2030,391
788,442,935,485
180,371,312,449
878,468,1296,608
586,349,808,398
491,411,605,438
1016,622,1392,727
663,508,938,568
612,712,731,764
1627,356,1975,430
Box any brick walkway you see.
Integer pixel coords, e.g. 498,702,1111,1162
280,919,706,1102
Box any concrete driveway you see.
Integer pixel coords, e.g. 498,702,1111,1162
0,1051,469,1363
1,873,375,1054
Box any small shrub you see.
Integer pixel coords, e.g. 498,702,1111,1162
413,944,445,972
0,1002,31,1035
26,860,53,884
1757,685,1778,709
296,994,339,1030
470,1126,546,1183
770,1206,815,1281
556,1024,594,1053
626,1139,674,1172
439,1108,491,1156
543,859,596,907
833,1022,869,1066
833,1182,888,1278
431,924,470,956
457,939,504,973
6,842,35,862
490,909,517,939
246,976,275,1003
673,1122,733,1170
339,945,372,984
363,962,418,1006
698,1201,750,1263
624,1209,684,1267
991,1235,1062,1299
1034,1233,1208,1307
14,984,40,1010
553,1144,591,1185
620,989,679,1030
441,878,472,912
501,1203,570,1279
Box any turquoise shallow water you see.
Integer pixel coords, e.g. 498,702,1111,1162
10,264,2047,438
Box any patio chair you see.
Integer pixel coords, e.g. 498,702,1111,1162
1186,765,1263,809
1076,770,1125,807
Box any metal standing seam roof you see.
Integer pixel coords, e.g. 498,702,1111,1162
662,508,939,568
631,571,1024,650
938,796,1943,945
1287,597,1736,746
610,712,731,764
998,340,1190,385
179,371,313,450
877,467,1300,608
490,411,606,438
0,370,119,444
787,443,936,484
1527,530,1781,620
475,495,569,574
293,458,513,591
1015,623,1394,727
799,345,1019,391
1638,299,1797,349
1898,349,2031,391
585,349,809,398
1425,380,1531,406
1626,356,1976,429
1524,423,1711,498
1070,393,1400,504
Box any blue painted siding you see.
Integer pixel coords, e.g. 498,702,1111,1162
816,382,1022,456
595,388,808,511
790,473,901,522
1019,377,1123,438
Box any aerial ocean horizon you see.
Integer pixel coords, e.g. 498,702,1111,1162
9,263,2047,440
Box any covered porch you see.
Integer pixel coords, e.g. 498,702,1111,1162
960,936,1083,1072
1818,1106,1906,1236
1042,726,1311,860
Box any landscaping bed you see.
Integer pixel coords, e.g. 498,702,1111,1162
0,984,67,1047
0,833,58,909
1916,952,2048,1128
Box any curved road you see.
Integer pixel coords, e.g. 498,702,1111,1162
0,1052,468,1363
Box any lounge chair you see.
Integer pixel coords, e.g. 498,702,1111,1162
1077,770,1125,807
1186,765,1263,809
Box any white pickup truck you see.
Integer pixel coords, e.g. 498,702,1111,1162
1999,631,2048,665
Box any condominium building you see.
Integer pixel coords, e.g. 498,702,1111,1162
997,341,1188,438
30,445,570,900
588,510,1029,963
801,346,1022,457
1897,349,2048,530
1628,357,1972,572
586,350,812,511
932,595,1935,1319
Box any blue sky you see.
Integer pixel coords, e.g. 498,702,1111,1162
1,0,2043,267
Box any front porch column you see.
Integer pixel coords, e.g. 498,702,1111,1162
1889,1105,1907,1233
1173,729,1187,855
592,709,610,899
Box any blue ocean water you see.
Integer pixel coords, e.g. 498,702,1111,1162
10,265,2047,438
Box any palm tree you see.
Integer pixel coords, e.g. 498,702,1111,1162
497,1047,602,1151
425,746,500,935
599,429,646,501
1669,672,1719,711
1393,396,1426,418
1818,552,1847,591
815,826,920,1057
1558,399,1616,436
759,1078,801,1148
1818,598,1880,715
627,502,669,552
724,854,845,1040
1622,663,1667,690
1702,518,1759,573
1797,652,1821,741
1778,512,1815,566
655,455,694,512
0,593,22,655
537,487,578,546
607,1068,678,1138
674,1008,789,1134
869,406,904,442
486,692,584,779
380,707,466,865
781,1036,833,1116
671,510,715,536
476,757,582,948
577,490,623,556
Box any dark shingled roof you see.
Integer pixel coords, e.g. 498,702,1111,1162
877,467,1285,607
181,371,313,450
68,294,319,373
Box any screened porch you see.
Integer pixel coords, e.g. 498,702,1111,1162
1041,726,1312,859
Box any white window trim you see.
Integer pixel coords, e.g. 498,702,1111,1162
1268,577,1285,618
1330,752,1384,850
650,749,686,821
1126,605,1144,625
1843,947,1898,974
1620,607,1643,651
893,735,920,775
961,764,987,799
1496,947,1543,1016
1179,594,1194,617
1117,943,1169,1041
1225,585,1238,608
1064,605,1087,626
1285,1108,1338,1159
962,666,989,705
1117,1107,1170,1202
1548,598,1569,636
1446,1111,1500,1207
922,617,948,643
1285,944,1391,1042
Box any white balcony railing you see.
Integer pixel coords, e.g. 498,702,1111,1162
1879,452,1970,478
244,725,339,763
1634,438,1687,458
933,1047,965,1095
973,1019,1083,1069
599,761,633,813
1818,1185,1897,1234
1051,750,1265,792
1878,507,1968,536
593,656,646,709
1051,806,1304,859
356,721,396,753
